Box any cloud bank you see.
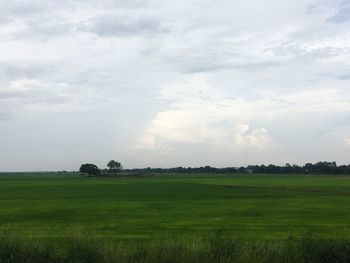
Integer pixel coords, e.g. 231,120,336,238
0,0,350,171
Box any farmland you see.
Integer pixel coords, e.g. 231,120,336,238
1,173,350,262
0,173,350,241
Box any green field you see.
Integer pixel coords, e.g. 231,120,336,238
1,173,350,241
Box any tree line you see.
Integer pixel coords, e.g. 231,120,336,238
79,160,122,176
79,161,350,176
126,162,350,175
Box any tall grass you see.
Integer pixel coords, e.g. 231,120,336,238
0,231,349,263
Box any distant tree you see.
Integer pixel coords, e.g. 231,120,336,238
107,160,123,176
79,163,100,176
238,167,246,173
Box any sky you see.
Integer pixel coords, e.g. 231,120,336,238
1,0,350,171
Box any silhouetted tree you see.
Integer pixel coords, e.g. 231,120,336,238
107,160,122,176
121,161,350,175
79,163,100,176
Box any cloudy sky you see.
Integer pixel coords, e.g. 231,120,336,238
1,0,350,171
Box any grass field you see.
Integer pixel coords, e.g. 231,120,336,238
0,173,350,241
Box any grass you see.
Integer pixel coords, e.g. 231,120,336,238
0,173,350,240
0,231,350,262
1,173,350,262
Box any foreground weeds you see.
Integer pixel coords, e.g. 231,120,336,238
0,232,349,263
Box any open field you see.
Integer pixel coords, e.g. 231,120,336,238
0,173,350,240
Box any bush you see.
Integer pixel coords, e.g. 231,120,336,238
0,231,349,263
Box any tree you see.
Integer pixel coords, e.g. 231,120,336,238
79,163,100,176
107,160,122,176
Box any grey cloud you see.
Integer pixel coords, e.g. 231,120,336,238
0,0,153,40
0,61,52,80
338,73,350,80
173,61,279,74
267,44,350,61
0,87,72,105
0,111,13,121
0,90,29,100
158,49,279,74
13,21,75,40
0,1,69,24
1,0,350,170
82,15,167,37
78,0,150,9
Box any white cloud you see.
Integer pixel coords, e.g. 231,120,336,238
346,137,350,145
1,0,350,170
136,74,350,166
138,77,272,150
234,124,268,149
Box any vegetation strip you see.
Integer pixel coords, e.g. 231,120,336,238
0,232,350,263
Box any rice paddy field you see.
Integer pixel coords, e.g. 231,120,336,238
1,173,350,262
0,173,349,241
